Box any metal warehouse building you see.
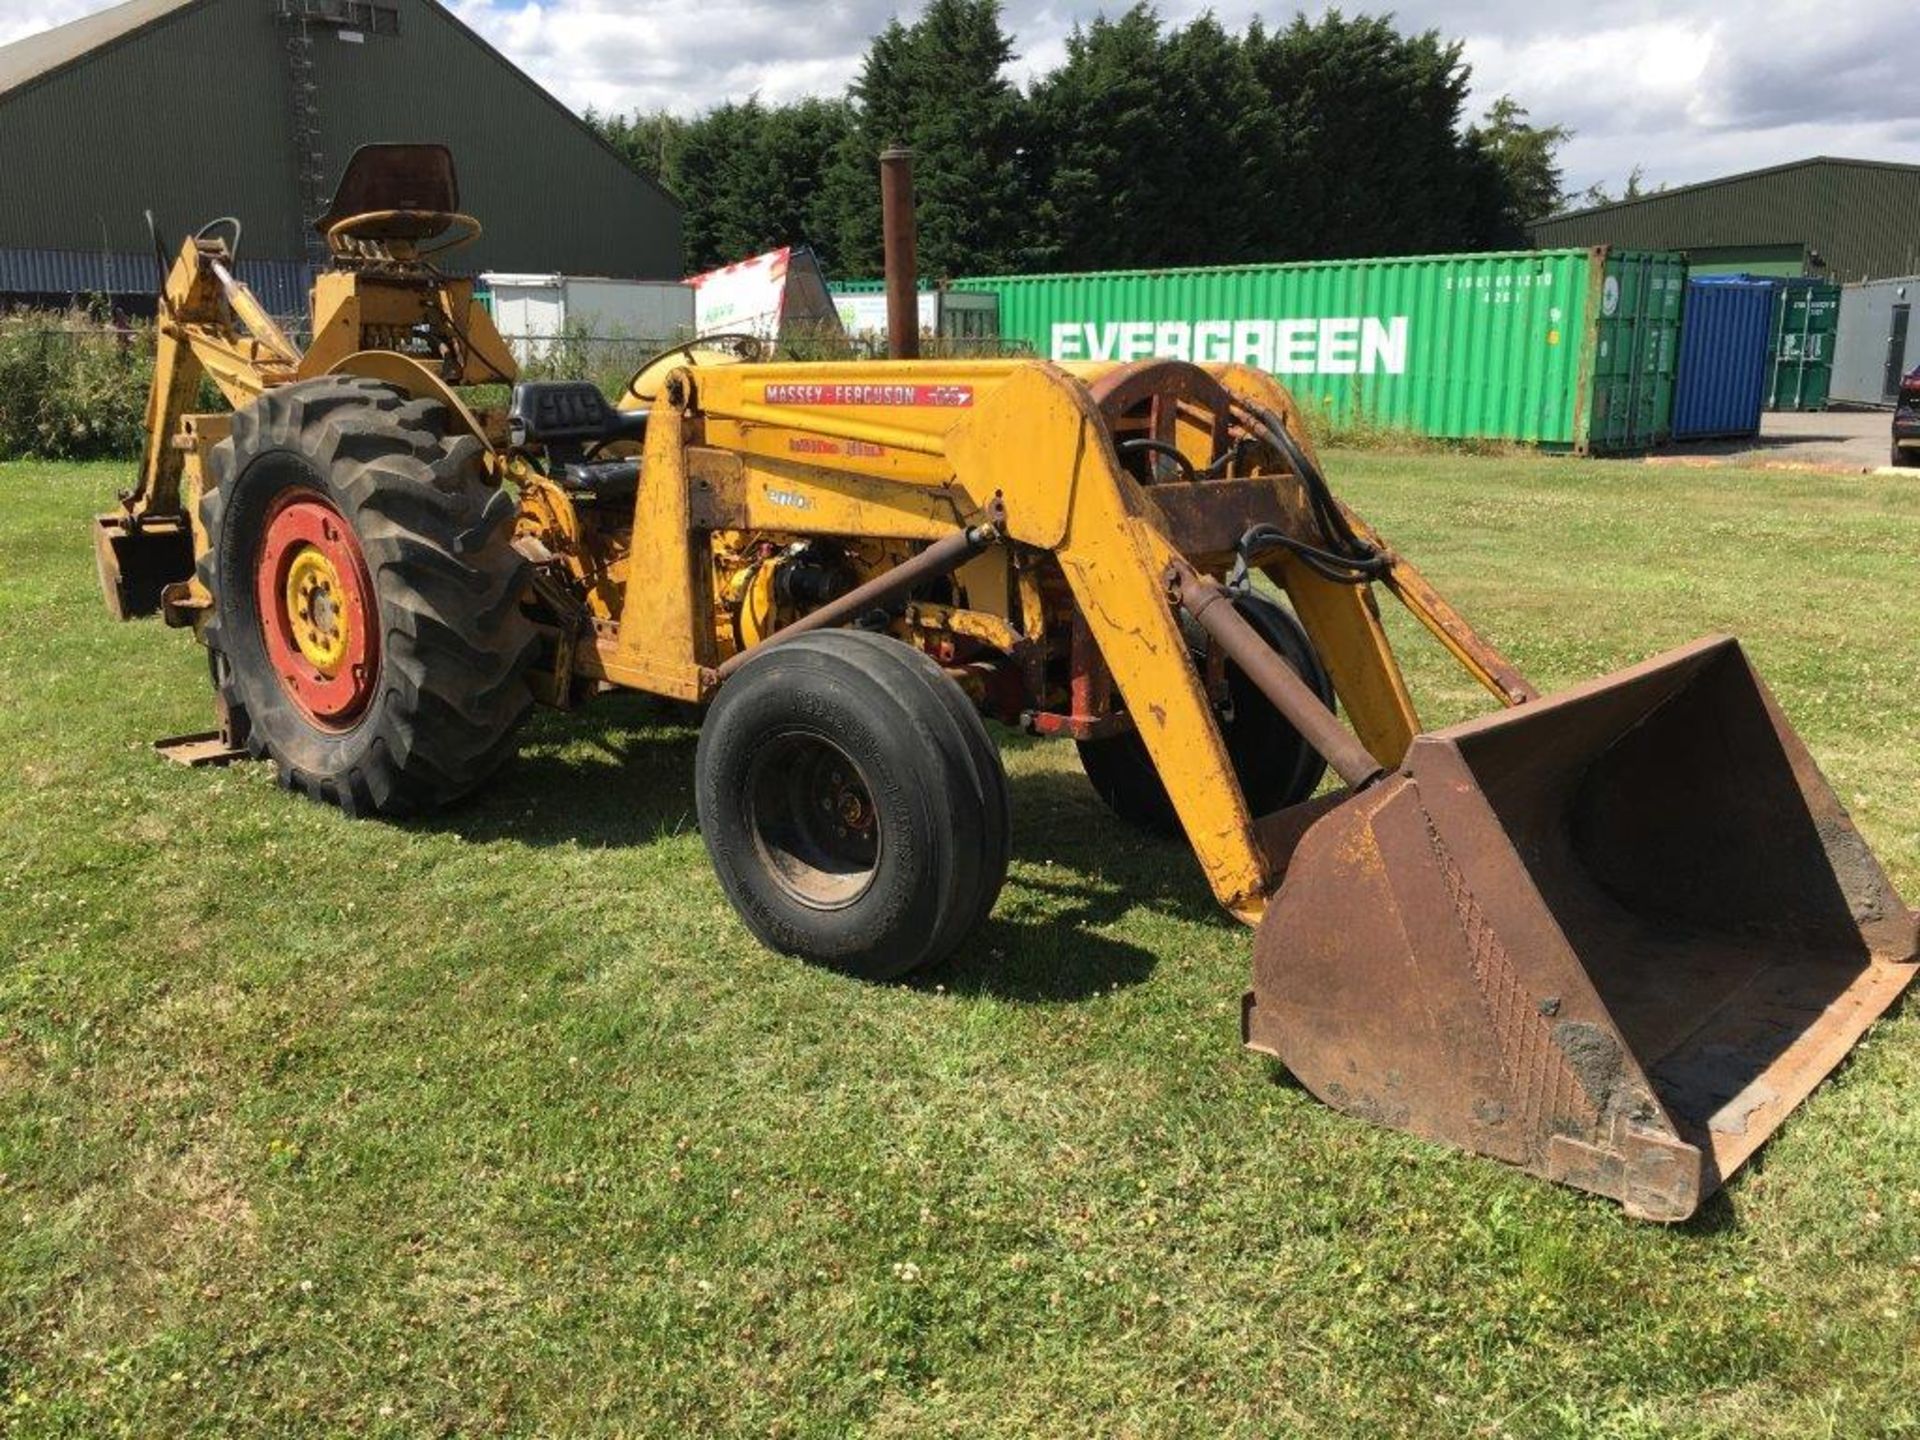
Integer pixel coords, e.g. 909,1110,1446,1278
0,0,682,314
1530,158,1920,283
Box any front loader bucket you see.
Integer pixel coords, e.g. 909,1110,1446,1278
1245,635,1917,1220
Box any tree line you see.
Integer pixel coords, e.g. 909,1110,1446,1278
587,2,1571,280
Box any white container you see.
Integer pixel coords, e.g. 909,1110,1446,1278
1832,276,1920,407
833,291,939,341
831,289,1002,354
481,272,696,363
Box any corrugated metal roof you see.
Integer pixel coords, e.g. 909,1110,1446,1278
1540,157,1920,226
1530,158,1920,283
0,0,682,278
0,244,312,316
0,0,201,98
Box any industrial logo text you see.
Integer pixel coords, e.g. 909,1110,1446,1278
763,383,975,407
1049,317,1410,375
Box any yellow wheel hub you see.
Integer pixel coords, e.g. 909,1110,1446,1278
284,544,351,673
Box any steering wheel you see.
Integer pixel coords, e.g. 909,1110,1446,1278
325,209,483,258
623,333,769,402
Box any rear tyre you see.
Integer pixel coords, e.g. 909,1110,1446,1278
1078,592,1332,836
1894,444,1918,469
200,376,537,815
695,630,1010,980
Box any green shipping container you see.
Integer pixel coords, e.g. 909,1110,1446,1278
1765,278,1840,411
955,248,1686,452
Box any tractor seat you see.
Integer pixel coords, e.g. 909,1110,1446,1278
315,142,464,244
508,382,650,450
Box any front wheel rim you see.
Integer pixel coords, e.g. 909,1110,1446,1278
745,731,882,910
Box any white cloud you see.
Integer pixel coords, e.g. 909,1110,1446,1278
6,0,1920,195
0,1,115,46
447,0,906,114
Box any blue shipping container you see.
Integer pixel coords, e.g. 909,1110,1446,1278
1671,278,1775,440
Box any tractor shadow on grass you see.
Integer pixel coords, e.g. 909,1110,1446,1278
414,702,1230,1003
408,694,705,848
926,908,1161,1003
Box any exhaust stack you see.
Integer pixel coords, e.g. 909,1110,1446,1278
879,146,919,361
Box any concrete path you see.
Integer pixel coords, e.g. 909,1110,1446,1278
1653,409,1900,472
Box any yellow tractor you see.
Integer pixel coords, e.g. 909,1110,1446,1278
97,145,1916,1221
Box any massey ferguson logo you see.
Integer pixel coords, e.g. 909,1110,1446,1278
1049,317,1410,376
763,383,975,407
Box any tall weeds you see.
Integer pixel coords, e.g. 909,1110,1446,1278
0,309,156,461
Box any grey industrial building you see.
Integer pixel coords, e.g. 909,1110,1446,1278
1530,158,1920,283
0,0,683,314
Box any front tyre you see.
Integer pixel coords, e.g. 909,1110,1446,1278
200,376,537,815
695,630,1010,980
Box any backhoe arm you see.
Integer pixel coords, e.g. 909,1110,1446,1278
97,236,302,619
129,236,302,521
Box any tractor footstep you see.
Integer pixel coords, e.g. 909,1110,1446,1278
154,731,249,767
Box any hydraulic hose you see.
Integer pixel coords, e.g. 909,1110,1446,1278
1232,403,1390,587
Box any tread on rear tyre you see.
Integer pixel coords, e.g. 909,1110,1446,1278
1077,591,1332,836
199,376,537,815
695,629,1010,980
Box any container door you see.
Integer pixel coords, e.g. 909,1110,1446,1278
1886,305,1912,402
1768,284,1792,410
1672,278,1774,440
1803,284,1839,411
1588,254,1642,451
1648,257,1684,442
1628,258,1657,446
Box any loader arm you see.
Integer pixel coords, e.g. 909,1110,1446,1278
944,362,1535,916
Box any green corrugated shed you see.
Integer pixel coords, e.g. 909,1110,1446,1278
0,0,681,285
1529,158,1920,284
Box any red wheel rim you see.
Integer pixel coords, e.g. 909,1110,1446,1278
254,489,379,728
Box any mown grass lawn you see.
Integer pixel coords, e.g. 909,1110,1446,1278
2,452,1917,1438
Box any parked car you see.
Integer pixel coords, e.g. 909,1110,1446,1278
1897,365,1920,467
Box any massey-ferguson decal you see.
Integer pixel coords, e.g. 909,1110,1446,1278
763,383,975,407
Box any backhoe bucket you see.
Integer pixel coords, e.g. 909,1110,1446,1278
1245,635,1917,1220
94,512,192,621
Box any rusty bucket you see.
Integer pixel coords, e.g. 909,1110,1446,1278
1244,635,1917,1220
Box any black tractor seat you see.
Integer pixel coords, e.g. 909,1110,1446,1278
507,381,649,450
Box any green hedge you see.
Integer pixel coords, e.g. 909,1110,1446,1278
0,310,160,461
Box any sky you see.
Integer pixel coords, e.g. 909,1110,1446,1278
4,0,1917,199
